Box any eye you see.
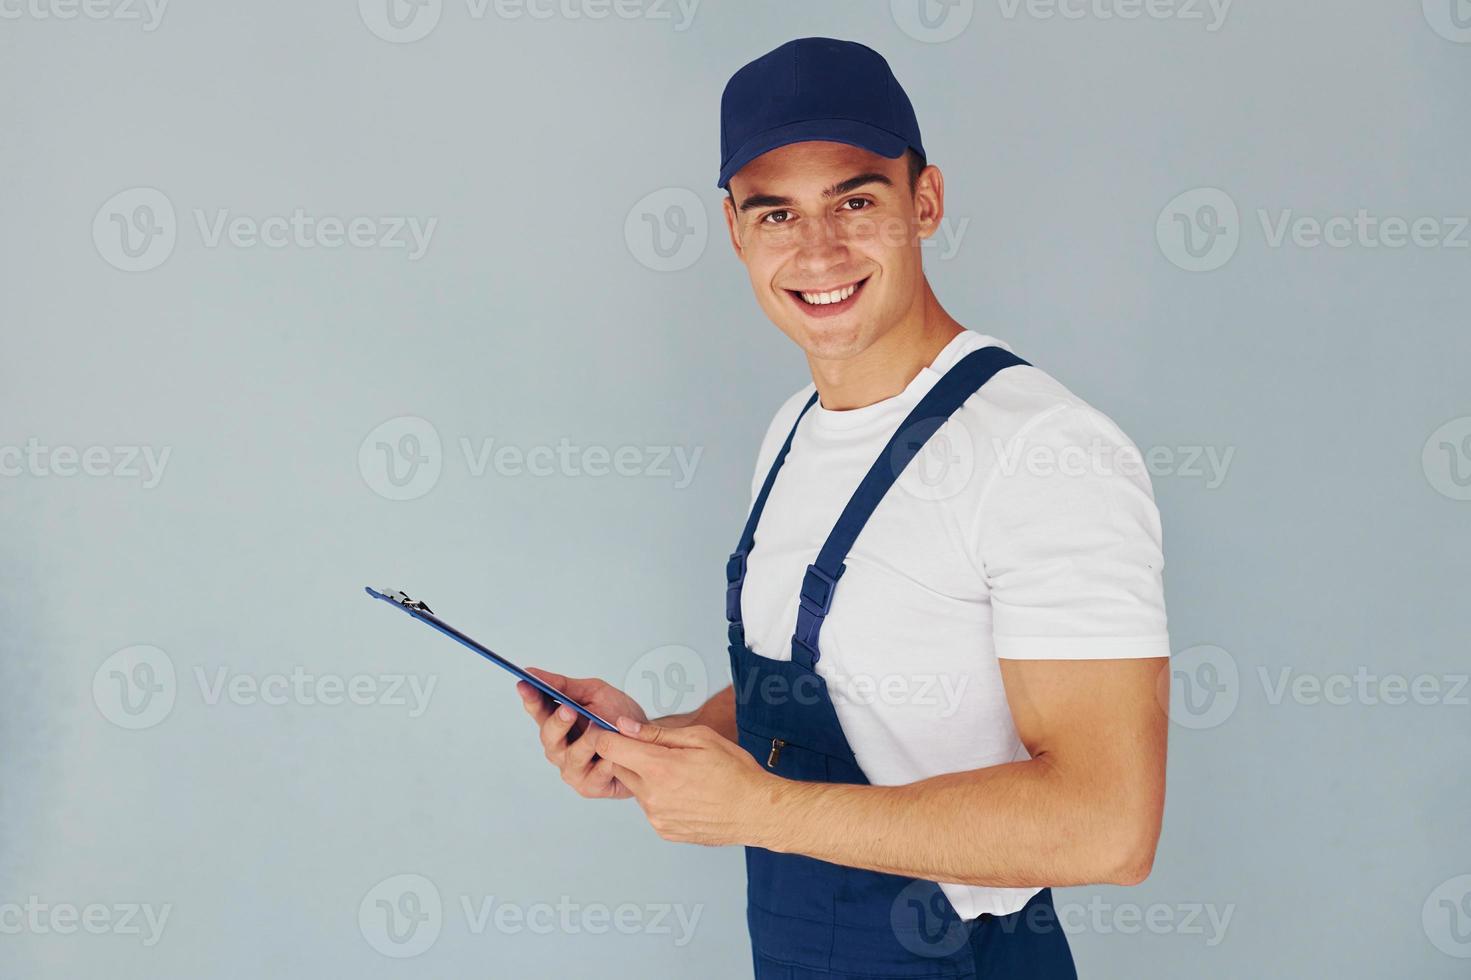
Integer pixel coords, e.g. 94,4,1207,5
760,210,793,226
840,197,873,212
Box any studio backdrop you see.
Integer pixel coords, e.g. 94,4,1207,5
2,2,1468,977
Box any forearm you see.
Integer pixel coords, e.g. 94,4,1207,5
654,684,736,741
745,754,1161,889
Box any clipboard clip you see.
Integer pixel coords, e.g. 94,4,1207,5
375,587,433,615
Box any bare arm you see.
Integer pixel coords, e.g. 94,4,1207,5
598,658,1168,888
745,658,1168,886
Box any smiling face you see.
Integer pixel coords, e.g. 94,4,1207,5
722,141,943,362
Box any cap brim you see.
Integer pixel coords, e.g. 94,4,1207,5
717,118,911,189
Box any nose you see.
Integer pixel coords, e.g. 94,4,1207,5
791,212,852,279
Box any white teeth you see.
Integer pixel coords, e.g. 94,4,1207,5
799,281,860,305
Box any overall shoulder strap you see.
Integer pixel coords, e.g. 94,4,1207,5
726,391,821,634
791,346,1029,669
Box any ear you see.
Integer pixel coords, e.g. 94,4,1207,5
721,193,745,260
911,163,945,243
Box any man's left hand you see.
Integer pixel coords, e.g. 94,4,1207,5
596,718,775,846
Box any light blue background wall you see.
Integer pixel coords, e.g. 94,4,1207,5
3,1,1469,976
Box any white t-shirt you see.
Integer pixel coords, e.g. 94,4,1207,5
738,329,1170,920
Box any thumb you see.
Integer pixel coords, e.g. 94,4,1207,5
615,717,707,748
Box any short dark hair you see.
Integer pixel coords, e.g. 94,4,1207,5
903,147,926,192
725,147,928,205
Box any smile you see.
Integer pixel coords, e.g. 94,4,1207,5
785,276,869,318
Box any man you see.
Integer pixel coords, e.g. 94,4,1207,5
518,37,1169,979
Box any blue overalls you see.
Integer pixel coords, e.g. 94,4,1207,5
724,346,1079,979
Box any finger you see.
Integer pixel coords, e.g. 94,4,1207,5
594,727,670,772
564,723,604,772
538,703,578,760
517,682,555,723
588,757,626,798
608,761,644,795
615,717,710,749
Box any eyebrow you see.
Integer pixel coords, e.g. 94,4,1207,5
736,172,894,213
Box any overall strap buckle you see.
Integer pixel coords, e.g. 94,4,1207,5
725,550,749,624
792,562,844,668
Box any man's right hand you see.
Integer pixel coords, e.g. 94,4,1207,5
517,668,648,800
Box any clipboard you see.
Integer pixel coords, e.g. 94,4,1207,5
364,586,618,732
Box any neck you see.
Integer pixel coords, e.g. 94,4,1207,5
806,279,964,411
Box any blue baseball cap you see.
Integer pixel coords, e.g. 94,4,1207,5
717,37,926,190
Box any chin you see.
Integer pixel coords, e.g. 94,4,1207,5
789,320,869,361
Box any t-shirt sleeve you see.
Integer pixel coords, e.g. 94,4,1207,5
973,403,1171,660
